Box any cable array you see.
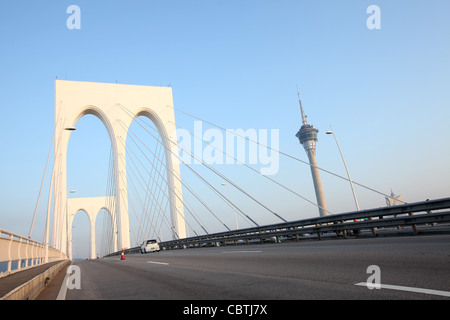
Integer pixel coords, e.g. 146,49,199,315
172,107,406,204
95,102,407,254
100,103,324,251
98,147,116,257
32,102,406,257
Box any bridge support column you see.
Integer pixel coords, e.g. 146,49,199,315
113,128,130,250
90,217,96,259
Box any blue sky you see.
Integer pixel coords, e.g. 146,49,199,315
1,1,449,258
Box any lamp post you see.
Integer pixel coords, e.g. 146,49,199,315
221,183,238,230
45,126,76,263
64,126,76,259
326,126,360,211
66,188,75,259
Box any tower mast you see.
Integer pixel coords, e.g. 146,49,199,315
297,86,308,126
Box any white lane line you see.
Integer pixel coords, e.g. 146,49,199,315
221,250,262,254
56,266,71,300
354,282,450,298
147,261,170,265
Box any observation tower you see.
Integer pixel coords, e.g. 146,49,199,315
295,89,329,217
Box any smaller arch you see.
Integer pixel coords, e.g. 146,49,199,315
70,209,91,260
67,196,115,260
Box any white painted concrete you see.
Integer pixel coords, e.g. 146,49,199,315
53,80,186,259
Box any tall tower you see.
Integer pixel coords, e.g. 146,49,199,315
295,89,329,217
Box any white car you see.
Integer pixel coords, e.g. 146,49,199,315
140,239,160,253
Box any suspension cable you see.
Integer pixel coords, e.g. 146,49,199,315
172,106,407,204
118,107,258,228
120,124,209,236
117,135,180,240
171,120,330,214
121,107,285,224
124,120,226,233
117,108,237,231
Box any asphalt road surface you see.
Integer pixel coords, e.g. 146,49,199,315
47,234,450,300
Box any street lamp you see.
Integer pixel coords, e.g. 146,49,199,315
44,126,77,262
64,126,75,258
221,182,239,230
326,126,360,211
66,188,76,260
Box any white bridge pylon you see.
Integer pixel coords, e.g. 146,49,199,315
53,80,186,259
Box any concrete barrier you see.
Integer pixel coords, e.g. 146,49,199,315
0,260,70,300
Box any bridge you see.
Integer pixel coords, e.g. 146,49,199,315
1,80,449,303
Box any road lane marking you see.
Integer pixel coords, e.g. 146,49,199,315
147,261,169,265
354,282,450,298
56,271,70,300
221,250,262,254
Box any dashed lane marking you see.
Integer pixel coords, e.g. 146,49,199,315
147,261,170,265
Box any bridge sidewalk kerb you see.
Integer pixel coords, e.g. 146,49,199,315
0,260,70,300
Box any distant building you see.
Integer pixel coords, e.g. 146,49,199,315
385,189,403,207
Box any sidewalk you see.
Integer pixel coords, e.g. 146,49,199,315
0,260,68,299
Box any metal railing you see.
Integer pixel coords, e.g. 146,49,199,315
104,197,450,257
0,229,67,277
159,197,450,250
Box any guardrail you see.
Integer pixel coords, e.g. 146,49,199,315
160,197,450,250
0,229,67,277
106,197,450,255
